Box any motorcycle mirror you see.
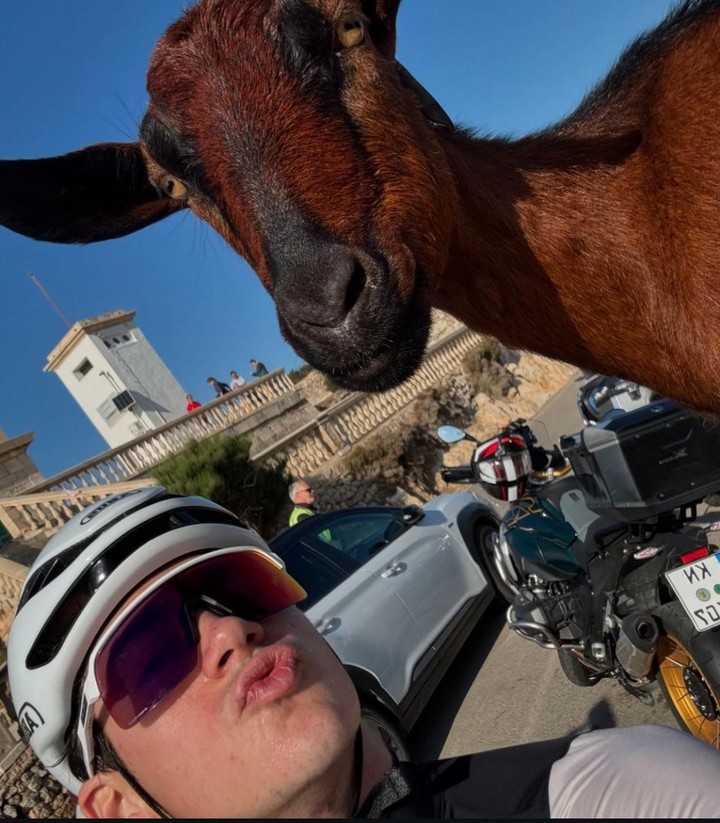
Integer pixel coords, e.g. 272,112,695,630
436,425,468,444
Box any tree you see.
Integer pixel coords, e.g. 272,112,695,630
151,434,290,536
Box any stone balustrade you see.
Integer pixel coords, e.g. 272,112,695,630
254,327,483,477
0,479,157,544
0,372,291,541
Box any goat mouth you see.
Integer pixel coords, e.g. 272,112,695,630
278,279,432,392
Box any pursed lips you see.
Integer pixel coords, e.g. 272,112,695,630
234,643,300,712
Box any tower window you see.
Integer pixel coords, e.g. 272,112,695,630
73,359,93,380
101,332,137,350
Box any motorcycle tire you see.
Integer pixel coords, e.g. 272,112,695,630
655,602,720,749
557,648,597,687
472,522,515,605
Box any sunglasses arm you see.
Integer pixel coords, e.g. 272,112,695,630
77,657,102,781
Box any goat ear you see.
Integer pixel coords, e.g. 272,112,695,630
0,142,184,244
366,0,402,58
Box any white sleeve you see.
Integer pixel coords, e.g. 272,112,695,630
549,725,720,818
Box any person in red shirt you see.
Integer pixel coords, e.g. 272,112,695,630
185,394,202,413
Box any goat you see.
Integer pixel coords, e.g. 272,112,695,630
1,0,720,415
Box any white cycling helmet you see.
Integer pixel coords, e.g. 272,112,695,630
7,486,304,797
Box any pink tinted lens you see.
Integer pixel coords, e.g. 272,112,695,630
95,551,307,729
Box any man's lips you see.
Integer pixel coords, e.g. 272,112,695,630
235,644,299,711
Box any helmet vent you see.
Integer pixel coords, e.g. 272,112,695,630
25,506,241,670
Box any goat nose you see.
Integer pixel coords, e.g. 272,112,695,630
276,247,368,329
315,250,366,326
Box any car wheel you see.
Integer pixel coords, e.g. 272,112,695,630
360,703,410,761
473,522,515,605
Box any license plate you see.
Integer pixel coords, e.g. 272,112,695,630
665,552,720,632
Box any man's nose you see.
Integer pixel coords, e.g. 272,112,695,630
196,610,265,679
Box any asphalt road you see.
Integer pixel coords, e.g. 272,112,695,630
408,371,681,760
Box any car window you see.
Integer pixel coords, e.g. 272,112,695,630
304,511,408,565
278,542,350,610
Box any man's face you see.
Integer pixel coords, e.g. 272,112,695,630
295,484,315,505
81,572,360,817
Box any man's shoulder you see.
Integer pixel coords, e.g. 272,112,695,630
360,737,574,819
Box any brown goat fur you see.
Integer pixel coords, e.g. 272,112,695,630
2,0,720,414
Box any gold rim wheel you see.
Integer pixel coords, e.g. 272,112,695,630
657,633,720,748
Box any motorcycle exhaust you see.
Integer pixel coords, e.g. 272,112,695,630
615,614,659,680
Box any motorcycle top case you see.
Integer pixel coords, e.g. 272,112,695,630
562,398,720,521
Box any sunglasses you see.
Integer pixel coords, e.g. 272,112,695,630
77,548,306,778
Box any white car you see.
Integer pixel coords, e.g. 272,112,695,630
269,490,502,757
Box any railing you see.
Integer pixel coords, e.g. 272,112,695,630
0,371,293,540
254,327,483,477
0,479,158,542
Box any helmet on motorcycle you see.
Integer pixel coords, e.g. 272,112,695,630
6,487,306,797
472,434,532,501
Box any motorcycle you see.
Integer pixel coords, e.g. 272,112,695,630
576,372,660,426
489,398,720,748
437,417,572,494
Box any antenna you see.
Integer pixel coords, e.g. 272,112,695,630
28,271,72,329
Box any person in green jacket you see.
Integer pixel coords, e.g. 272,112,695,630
288,479,317,527
250,358,269,378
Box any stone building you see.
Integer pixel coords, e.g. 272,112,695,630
0,428,42,500
45,310,189,449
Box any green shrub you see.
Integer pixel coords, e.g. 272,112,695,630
151,434,290,536
462,339,512,398
0,520,11,546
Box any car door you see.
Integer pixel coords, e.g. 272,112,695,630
314,507,486,657
382,506,487,642
276,525,426,705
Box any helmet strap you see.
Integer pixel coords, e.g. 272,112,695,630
350,723,365,816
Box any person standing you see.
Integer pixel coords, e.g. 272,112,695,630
229,370,246,390
185,394,202,412
207,376,231,397
288,479,317,526
250,359,269,378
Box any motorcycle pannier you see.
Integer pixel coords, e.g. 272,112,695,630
562,399,720,521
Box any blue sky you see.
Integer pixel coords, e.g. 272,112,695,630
0,0,676,478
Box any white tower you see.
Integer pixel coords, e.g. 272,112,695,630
45,310,188,448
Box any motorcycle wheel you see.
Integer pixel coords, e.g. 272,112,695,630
473,522,515,605
656,603,720,748
557,648,597,687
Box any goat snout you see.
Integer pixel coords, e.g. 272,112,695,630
273,245,377,331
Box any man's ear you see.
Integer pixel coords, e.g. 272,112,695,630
78,772,155,820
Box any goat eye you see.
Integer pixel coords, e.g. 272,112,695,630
160,176,188,200
337,16,366,49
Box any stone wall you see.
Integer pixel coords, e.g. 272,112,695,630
0,431,43,498
227,389,318,454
